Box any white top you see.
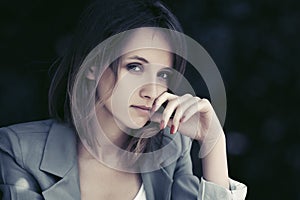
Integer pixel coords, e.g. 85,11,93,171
133,183,147,200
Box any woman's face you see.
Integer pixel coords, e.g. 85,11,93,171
97,29,173,130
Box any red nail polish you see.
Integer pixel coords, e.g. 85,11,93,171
160,120,165,130
170,125,175,134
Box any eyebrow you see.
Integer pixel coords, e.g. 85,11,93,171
128,55,149,63
160,68,174,74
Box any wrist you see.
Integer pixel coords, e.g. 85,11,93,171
201,134,229,189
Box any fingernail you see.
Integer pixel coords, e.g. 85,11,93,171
160,120,165,130
180,116,185,123
170,125,175,134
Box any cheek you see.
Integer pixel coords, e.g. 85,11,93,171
112,75,140,101
157,84,168,93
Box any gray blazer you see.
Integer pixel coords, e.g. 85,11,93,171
0,119,201,200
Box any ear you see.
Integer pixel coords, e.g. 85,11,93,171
86,66,97,80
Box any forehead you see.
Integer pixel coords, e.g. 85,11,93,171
121,27,172,54
120,28,173,67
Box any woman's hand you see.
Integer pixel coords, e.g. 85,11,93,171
151,92,230,189
150,92,223,142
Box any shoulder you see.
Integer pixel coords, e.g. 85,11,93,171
0,119,54,149
0,118,54,135
0,119,56,166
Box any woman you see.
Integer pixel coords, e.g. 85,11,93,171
0,0,247,199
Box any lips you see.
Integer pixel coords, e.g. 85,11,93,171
130,105,152,115
131,105,151,111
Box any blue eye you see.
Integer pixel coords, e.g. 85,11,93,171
126,63,143,72
157,71,172,81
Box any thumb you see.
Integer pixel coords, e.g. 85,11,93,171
150,112,162,123
150,113,173,128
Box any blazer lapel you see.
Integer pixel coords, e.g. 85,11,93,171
141,128,185,200
141,167,173,200
39,121,81,200
42,164,80,200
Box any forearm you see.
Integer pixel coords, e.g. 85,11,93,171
200,134,230,189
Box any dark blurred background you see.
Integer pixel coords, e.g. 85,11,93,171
0,0,299,199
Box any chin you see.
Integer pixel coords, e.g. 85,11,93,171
129,122,148,130
126,117,149,130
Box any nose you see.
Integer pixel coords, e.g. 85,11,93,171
139,83,159,100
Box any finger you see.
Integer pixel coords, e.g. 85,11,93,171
161,94,192,130
152,92,177,112
150,112,174,128
172,95,196,133
150,112,162,124
161,97,179,130
181,98,211,123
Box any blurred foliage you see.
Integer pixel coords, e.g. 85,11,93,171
0,0,299,199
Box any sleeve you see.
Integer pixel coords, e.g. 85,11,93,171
0,128,44,200
171,136,247,200
199,177,247,200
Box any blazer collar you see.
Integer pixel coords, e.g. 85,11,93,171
40,121,81,200
40,121,77,177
